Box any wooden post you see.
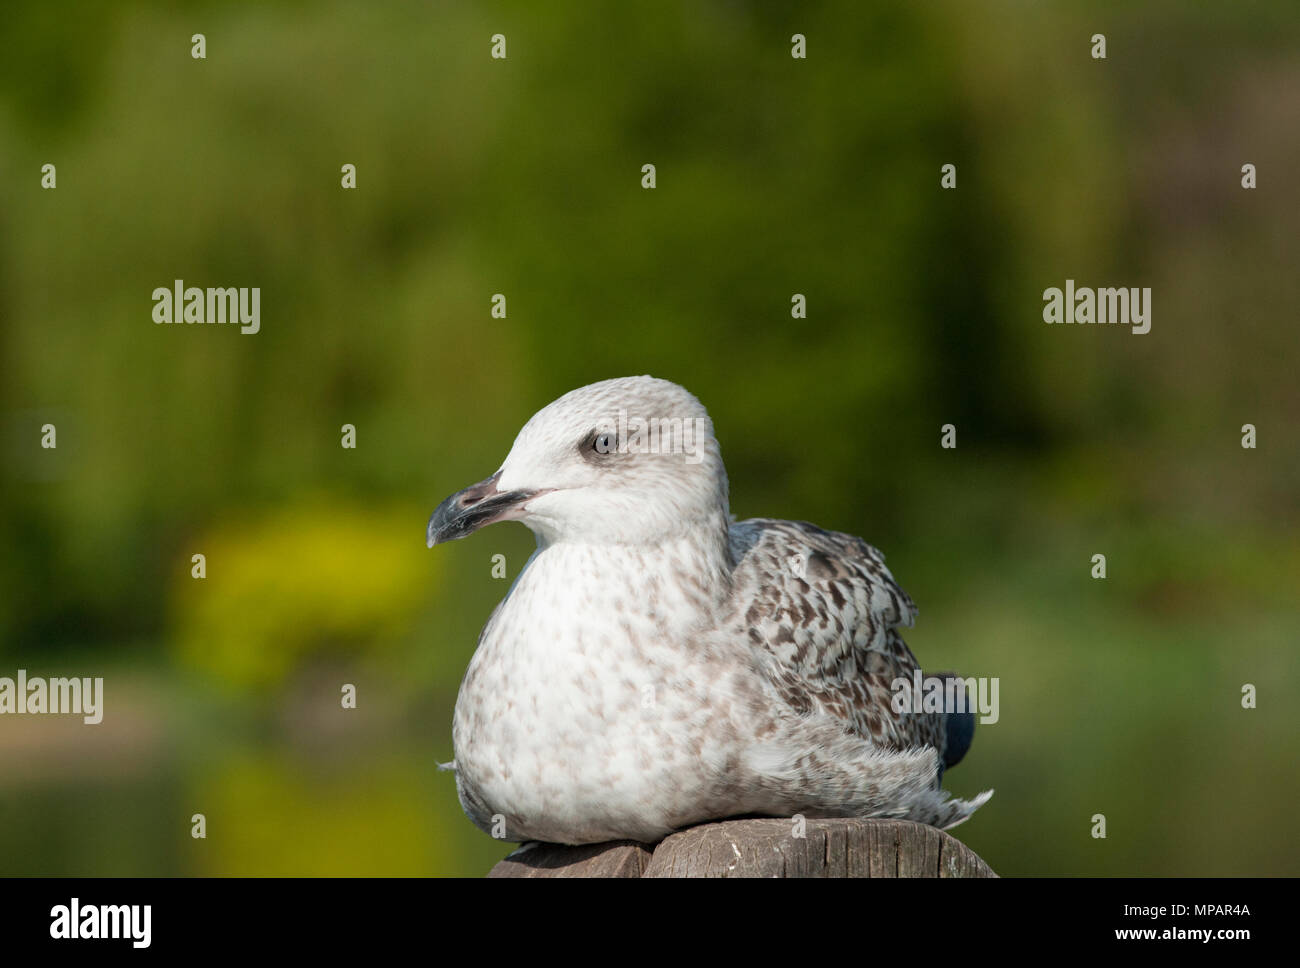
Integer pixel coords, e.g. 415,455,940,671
488,818,995,878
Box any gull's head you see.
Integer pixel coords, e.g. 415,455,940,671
427,376,728,547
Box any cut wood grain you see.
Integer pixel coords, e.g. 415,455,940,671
487,839,653,878
487,818,994,878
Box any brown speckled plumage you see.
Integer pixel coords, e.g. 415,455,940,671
726,518,945,755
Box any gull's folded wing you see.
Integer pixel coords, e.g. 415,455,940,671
723,518,945,756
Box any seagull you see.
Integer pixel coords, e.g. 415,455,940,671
427,376,991,844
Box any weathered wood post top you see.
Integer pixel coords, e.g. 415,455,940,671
488,818,995,878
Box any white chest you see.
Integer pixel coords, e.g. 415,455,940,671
450,540,744,842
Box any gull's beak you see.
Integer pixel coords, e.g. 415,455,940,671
426,471,538,548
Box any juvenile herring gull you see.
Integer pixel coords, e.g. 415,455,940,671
427,376,991,844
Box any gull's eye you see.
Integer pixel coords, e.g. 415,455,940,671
580,428,621,463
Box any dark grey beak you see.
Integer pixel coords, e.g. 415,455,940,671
426,472,537,548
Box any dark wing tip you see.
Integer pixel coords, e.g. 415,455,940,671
944,707,976,769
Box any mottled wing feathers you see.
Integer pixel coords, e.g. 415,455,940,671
725,518,944,755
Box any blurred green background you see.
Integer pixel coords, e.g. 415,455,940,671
1,0,1297,876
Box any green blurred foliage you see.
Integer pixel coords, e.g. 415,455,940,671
189,749,502,876
172,501,430,688
1,0,1297,875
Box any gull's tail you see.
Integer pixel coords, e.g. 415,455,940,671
917,786,995,830
855,747,993,830
745,739,993,831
